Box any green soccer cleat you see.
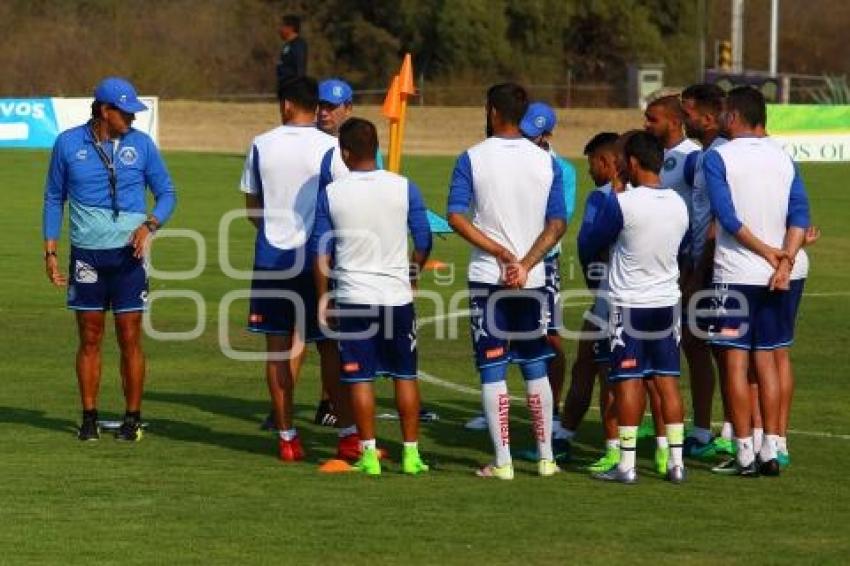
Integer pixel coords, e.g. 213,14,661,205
352,447,382,476
713,437,736,456
777,451,791,469
655,446,670,475
587,447,621,473
402,446,429,475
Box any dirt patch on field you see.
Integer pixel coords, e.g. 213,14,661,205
161,101,643,158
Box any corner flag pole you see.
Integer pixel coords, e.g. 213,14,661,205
381,75,401,172
396,53,416,172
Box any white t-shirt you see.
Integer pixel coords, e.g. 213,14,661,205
606,186,689,307
705,137,808,286
312,170,432,306
446,136,567,288
240,125,347,260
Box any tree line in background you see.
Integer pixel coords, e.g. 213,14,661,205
1,0,848,105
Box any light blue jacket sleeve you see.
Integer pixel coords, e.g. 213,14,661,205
42,136,68,240
556,155,577,223
545,156,567,221
145,136,176,225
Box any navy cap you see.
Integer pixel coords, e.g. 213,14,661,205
520,102,557,137
93,77,148,114
318,78,353,105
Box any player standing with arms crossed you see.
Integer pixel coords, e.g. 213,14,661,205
447,83,567,480
313,118,432,475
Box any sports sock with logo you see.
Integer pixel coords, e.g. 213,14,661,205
360,438,377,451
777,436,788,455
525,377,554,461
736,436,755,466
618,426,638,472
667,423,684,468
606,438,620,450
482,381,512,467
279,428,297,441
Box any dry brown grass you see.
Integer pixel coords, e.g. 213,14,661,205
160,101,643,157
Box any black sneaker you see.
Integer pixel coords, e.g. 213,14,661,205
260,411,276,431
711,457,759,477
314,400,338,427
78,417,100,441
758,457,781,477
115,417,143,442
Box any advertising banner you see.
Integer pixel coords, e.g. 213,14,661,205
0,97,158,148
768,104,850,162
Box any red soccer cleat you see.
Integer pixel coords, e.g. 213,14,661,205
336,433,388,462
279,436,305,462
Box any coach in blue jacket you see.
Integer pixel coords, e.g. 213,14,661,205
42,77,176,442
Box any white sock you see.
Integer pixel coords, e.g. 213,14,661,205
482,381,512,467
606,438,620,450
618,426,638,472
338,424,357,438
689,426,713,444
759,434,779,462
279,428,297,441
656,436,669,449
777,436,788,455
667,423,685,469
721,421,734,440
753,427,764,454
404,441,418,449
526,378,554,461
736,436,755,466
360,438,376,451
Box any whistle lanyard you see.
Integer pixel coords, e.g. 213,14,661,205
89,125,119,221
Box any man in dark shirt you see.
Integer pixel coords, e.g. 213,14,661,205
276,15,307,90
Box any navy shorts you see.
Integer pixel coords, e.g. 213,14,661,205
248,267,324,341
469,283,553,369
706,283,793,351
67,246,147,313
544,254,562,334
608,305,681,382
779,279,805,345
587,319,610,365
336,303,417,383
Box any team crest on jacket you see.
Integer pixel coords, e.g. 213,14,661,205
119,146,138,166
663,156,677,171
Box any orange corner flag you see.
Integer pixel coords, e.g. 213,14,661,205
399,53,416,95
381,75,401,120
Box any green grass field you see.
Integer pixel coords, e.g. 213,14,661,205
2,150,849,565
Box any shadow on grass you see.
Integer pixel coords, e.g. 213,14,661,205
0,406,77,434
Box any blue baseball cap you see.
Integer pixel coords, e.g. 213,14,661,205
520,102,557,137
93,77,148,114
318,78,353,106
